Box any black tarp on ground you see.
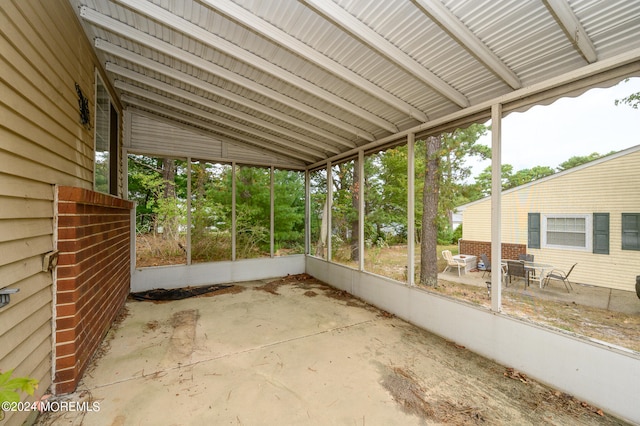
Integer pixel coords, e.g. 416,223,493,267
131,284,233,301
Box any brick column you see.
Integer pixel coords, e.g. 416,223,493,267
54,187,133,394
459,239,527,262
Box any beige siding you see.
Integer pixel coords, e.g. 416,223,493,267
0,1,115,424
462,148,640,292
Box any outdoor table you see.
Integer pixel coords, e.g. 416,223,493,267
523,262,554,288
452,254,477,274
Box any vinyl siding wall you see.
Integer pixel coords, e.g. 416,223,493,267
0,1,114,424
462,147,640,292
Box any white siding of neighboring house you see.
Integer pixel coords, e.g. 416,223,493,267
462,146,640,292
0,1,117,424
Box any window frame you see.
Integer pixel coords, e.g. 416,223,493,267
94,72,119,196
541,213,592,252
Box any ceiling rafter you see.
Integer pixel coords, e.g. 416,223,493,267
108,63,339,155
301,0,469,108
80,6,376,141
199,0,428,123
95,39,355,150
543,0,597,63
113,0,398,133
412,0,521,89
121,95,321,164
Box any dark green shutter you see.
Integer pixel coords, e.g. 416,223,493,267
592,213,609,254
528,213,540,249
622,213,640,250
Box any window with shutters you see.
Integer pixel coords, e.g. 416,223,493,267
622,213,640,250
541,214,591,251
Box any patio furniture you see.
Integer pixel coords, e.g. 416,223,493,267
506,260,530,289
453,254,477,273
522,262,554,288
480,253,491,278
442,250,466,276
543,263,577,293
519,253,535,278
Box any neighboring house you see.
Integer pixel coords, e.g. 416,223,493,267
459,145,640,292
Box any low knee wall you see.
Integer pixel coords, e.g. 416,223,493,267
54,187,133,394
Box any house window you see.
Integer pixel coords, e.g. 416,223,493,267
94,75,118,195
542,214,591,251
622,213,640,250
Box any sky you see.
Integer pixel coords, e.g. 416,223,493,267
469,76,640,177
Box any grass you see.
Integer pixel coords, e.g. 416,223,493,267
430,278,640,352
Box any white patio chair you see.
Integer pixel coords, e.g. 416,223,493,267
442,250,466,276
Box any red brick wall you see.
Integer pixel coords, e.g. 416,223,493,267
54,186,133,394
459,239,527,263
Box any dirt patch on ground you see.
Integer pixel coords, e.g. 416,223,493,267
260,275,394,317
254,274,320,295
163,309,198,365
144,320,160,332
382,366,485,424
199,285,245,297
254,280,284,295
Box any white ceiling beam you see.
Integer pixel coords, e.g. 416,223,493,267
302,0,469,108
113,0,398,133
108,63,338,156
413,0,521,89
122,95,320,164
115,78,328,161
95,39,354,150
200,0,428,123
543,0,598,63
80,6,375,141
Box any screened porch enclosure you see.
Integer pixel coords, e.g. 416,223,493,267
73,0,640,423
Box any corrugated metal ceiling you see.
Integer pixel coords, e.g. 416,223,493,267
70,0,640,167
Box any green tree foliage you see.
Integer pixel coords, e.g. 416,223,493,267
128,155,187,240
614,79,640,109
436,124,491,233
556,152,610,171
274,170,306,253
130,156,305,263
331,160,359,262
476,164,555,194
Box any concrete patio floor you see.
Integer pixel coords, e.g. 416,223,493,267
438,270,640,315
36,276,628,425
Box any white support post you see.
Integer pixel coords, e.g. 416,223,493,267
186,157,192,265
305,169,310,255
491,104,503,312
358,150,365,271
231,161,236,261
270,166,275,258
407,133,415,286
327,161,332,262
